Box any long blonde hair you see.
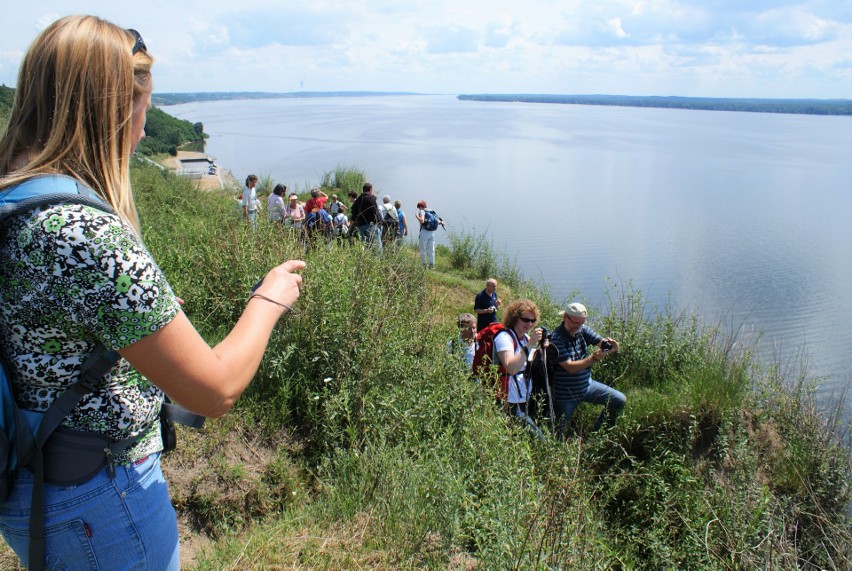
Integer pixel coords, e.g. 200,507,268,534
0,15,153,232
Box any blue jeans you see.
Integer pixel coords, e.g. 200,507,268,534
356,223,383,253
554,379,626,437
0,453,179,570
509,402,544,440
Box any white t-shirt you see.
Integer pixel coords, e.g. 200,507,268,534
495,329,530,404
332,213,349,235
242,186,257,212
267,194,285,221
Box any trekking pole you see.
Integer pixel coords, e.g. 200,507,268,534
541,335,556,433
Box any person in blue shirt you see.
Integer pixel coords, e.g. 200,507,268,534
474,278,501,332
394,199,408,245
548,302,625,437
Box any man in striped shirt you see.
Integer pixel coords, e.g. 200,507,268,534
549,302,626,437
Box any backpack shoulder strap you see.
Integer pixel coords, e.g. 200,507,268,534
0,175,113,226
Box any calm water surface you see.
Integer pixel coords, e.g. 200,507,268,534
168,96,852,421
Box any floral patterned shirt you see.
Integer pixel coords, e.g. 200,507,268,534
0,201,180,463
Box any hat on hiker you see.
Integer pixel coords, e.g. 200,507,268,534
561,302,588,318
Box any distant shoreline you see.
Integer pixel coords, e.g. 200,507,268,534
151,90,852,117
458,93,852,116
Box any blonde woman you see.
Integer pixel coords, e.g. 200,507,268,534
0,16,304,569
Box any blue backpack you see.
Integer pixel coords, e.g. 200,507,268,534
0,175,204,569
422,209,441,231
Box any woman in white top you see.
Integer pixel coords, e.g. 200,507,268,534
267,184,286,222
494,299,544,439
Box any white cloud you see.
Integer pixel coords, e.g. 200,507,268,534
0,1,849,98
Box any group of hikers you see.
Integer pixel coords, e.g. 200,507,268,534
240,174,446,266
450,279,627,440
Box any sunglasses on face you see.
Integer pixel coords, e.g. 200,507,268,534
519,316,537,324
128,28,147,55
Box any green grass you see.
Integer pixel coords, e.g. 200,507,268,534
94,164,852,569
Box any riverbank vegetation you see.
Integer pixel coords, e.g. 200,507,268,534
458,93,852,116
126,163,850,569
0,86,204,156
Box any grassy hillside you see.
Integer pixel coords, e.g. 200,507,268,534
0,158,848,569
127,164,848,569
0,85,12,131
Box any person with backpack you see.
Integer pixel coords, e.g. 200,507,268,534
379,195,399,246
548,302,625,437
473,299,544,439
415,200,444,268
351,183,382,253
394,200,409,246
328,194,346,216
0,17,305,569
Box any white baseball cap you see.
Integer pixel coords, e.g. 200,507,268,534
560,302,588,318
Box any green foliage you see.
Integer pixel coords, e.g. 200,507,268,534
130,163,850,570
445,226,529,292
134,106,207,156
320,165,367,196
0,85,14,133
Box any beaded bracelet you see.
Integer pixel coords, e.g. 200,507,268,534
249,293,296,315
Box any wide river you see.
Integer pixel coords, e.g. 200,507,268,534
167,95,851,421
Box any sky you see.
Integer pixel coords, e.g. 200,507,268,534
1,1,850,99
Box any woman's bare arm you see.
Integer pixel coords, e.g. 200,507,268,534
119,260,305,418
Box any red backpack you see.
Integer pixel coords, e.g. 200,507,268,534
472,322,518,400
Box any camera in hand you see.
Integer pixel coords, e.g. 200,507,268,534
539,326,550,346
600,340,613,351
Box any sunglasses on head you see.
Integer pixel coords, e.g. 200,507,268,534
128,28,147,55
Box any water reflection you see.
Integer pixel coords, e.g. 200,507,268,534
168,96,851,420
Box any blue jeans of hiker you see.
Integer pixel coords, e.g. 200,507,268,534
356,223,383,253
554,379,626,438
0,453,179,570
509,402,544,440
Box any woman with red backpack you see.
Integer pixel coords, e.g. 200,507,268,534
474,299,544,439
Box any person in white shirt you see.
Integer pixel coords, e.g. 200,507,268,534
242,174,259,229
267,184,286,222
494,299,544,439
448,313,477,367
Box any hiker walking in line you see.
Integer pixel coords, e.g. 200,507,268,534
350,182,382,253
474,278,502,332
267,183,286,223
394,199,409,246
415,199,444,268
448,313,478,367
242,174,260,230
283,192,306,230
328,193,346,216
379,195,398,247
0,17,304,569
491,300,544,439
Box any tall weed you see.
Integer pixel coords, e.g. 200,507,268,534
131,163,850,570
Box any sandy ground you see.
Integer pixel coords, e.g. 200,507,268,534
159,151,238,192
